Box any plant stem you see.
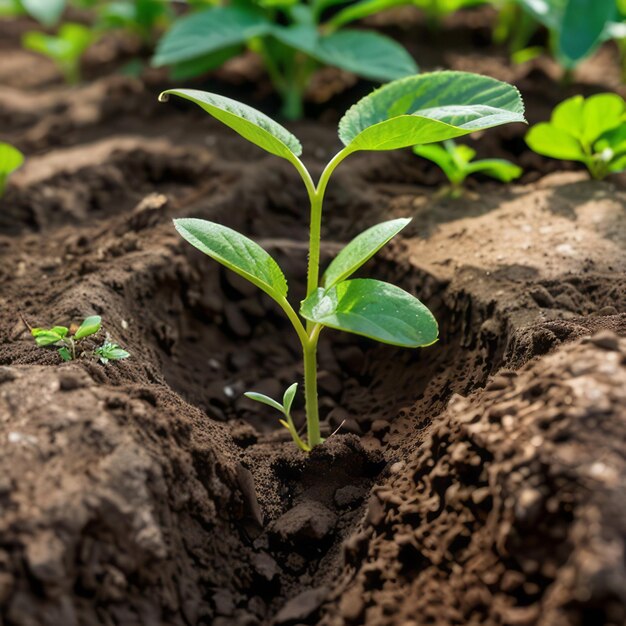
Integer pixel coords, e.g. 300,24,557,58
281,85,304,121
303,334,321,447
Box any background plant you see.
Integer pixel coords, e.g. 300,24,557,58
152,0,419,119
0,143,25,198
413,139,522,196
161,70,525,450
526,93,626,179
30,315,130,364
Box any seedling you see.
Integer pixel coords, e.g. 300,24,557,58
22,22,95,84
161,70,525,450
0,143,24,198
526,93,626,180
413,139,522,196
30,315,130,364
152,0,418,119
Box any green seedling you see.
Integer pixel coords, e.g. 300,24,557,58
160,70,525,450
0,143,25,198
526,93,626,180
97,0,172,43
497,0,618,72
152,0,418,120
30,315,130,364
22,22,95,84
413,139,522,196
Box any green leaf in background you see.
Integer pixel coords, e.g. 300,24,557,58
322,217,411,288
464,157,522,182
525,123,585,160
31,326,68,346
159,89,302,160
300,278,439,347
0,142,24,196
95,341,130,364
169,46,243,81
74,315,102,340
58,346,72,361
513,0,565,30
21,0,66,26
174,218,289,303
272,26,418,82
327,0,410,30
338,71,526,152
152,6,270,66
557,0,618,68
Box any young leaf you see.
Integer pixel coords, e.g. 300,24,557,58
301,279,439,348
95,341,130,365
282,382,298,415
338,71,526,152
58,346,72,361
243,391,284,413
0,142,25,196
31,326,68,346
174,218,288,303
74,315,102,340
525,123,586,161
152,6,271,66
159,89,302,161
322,218,411,289
464,158,522,182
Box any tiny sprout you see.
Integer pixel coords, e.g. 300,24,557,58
526,93,626,180
22,23,95,85
413,139,522,197
161,71,525,450
0,143,25,198
30,315,130,364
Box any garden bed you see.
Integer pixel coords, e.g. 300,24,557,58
0,9,625,626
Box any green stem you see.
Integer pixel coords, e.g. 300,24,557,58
281,85,304,121
303,325,322,447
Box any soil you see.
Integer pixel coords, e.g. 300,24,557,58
0,7,625,626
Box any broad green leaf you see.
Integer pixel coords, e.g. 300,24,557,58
282,382,298,415
557,0,617,68
301,279,438,348
169,46,243,80
513,0,564,30
581,93,625,146
152,6,270,66
525,123,586,161
95,341,130,364
271,26,417,82
31,326,68,346
21,0,66,25
243,391,284,413
159,89,302,160
465,158,523,182
322,218,410,289
0,143,24,176
551,95,584,139
174,218,288,302
74,315,102,340
23,23,93,62
338,71,526,152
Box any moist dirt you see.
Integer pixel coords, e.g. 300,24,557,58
0,8,625,626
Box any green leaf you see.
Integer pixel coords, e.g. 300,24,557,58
581,93,625,146
322,218,410,289
282,382,298,415
243,391,284,413
525,122,586,161
465,158,523,182
557,0,617,68
159,89,302,161
74,315,102,340
301,279,439,348
21,0,66,25
338,71,526,152
95,341,130,364
58,346,72,361
514,0,564,30
152,6,270,66
169,46,243,80
174,218,288,303
0,142,24,176
327,0,410,29
31,326,68,346
413,143,459,182
23,23,93,63
551,94,585,139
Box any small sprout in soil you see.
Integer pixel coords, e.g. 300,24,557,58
0,142,25,198
30,315,130,364
413,139,522,197
161,70,525,450
22,22,95,84
526,93,626,180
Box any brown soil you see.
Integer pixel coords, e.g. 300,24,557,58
0,8,625,626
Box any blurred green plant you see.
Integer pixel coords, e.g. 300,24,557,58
414,139,522,196
0,143,24,198
22,22,95,83
152,0,419,120
526,93,626,179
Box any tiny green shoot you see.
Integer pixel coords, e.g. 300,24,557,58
30,315,130,364
161,70,525,450
22,22,95,84
413,139,522,197
525,93,626,180
0,143,25,198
